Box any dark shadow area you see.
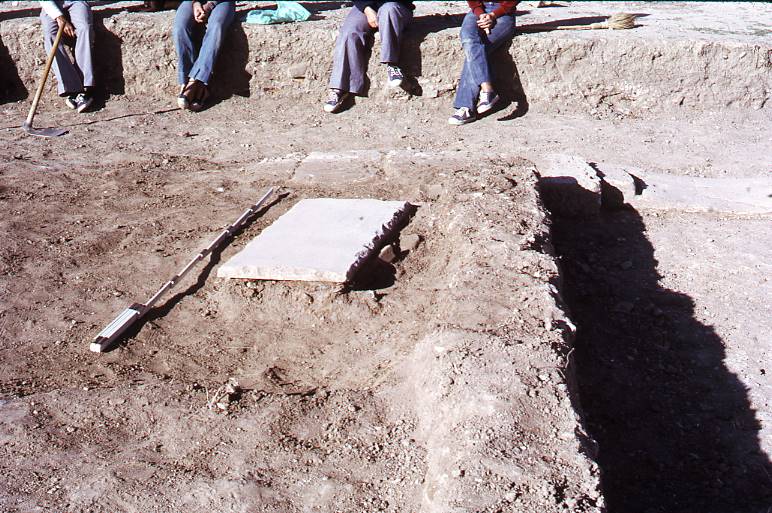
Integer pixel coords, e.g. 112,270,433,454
0,34,27,103
67,107,178,128
1,109,177,131
350,257,397,291
330,93,358,114
207,21,252,105
0,1,147,22
0,7,40,22
299,1,350,15
107,192,288,352
400,12,465,82
491,37,529,120
518,13,650,33
139,1,181,12
546,186,772,513
92,11,126,109
348,203,418,291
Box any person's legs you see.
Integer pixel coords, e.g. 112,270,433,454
188,1,236,85
67,1,94,90
173,1,199,85
453,11,485,110
376,1,412,64
328,7,374,95
477,10,515,112
453,7,516,110
40,9,82,95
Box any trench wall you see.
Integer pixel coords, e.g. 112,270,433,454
1,6,770,116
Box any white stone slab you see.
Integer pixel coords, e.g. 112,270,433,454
596,164,772,214
217,198,411,283
630,172,772,215
537,154,602,216
292,151,382,183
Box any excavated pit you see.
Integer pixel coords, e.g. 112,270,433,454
0,1,770,512
0,149,602,512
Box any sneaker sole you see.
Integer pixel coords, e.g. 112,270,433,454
387,79,403,88
324,93,351,113
476,95,500,115
77,100,94,114
448,117,474,126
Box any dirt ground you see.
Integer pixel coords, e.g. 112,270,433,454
1,2,771,509
1,91,612,512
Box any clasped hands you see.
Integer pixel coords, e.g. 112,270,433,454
477,12,496,31
193,1,214,23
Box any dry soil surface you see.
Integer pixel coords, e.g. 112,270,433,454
0,95,610,513
0,54,771,513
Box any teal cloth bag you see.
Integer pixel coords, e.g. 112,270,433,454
246,2,311,24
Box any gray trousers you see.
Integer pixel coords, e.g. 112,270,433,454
41,1,94,96
328,2,412,95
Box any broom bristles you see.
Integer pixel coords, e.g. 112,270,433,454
607,12,636,30
520,11,638,32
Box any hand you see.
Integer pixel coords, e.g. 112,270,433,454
193,2,209,23
56,16,76,38
364,6,378,29
477,13,496,31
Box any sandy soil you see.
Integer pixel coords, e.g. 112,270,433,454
0,30,770,511
0,92,611,512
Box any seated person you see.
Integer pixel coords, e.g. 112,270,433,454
448,0,518,125
39,0,95,113
173,1,236,111
324,0,414,114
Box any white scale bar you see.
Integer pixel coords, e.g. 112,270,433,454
96,308,141,339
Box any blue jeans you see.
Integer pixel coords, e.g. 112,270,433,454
173,1,236,85
453,3,516,110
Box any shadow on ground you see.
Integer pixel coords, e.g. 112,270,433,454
0,34,26,103
92,11,126,108
2,0,766,503
108,193,287,352
547,191,772,512
208,22,252,104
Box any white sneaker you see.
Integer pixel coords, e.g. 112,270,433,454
448,107,475,125
73,93,93,113
324,89,351,113
65,94,78,110
476,91,500,114
386,65,404,88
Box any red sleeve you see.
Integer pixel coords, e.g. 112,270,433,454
467,1,485,17
492,1,519,18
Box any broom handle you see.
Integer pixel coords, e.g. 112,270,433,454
555,24,602,30
25,23,64,127
143,187,276,310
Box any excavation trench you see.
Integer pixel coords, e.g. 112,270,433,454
1,2,769,511
547,195,772,513
0,149,603,512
